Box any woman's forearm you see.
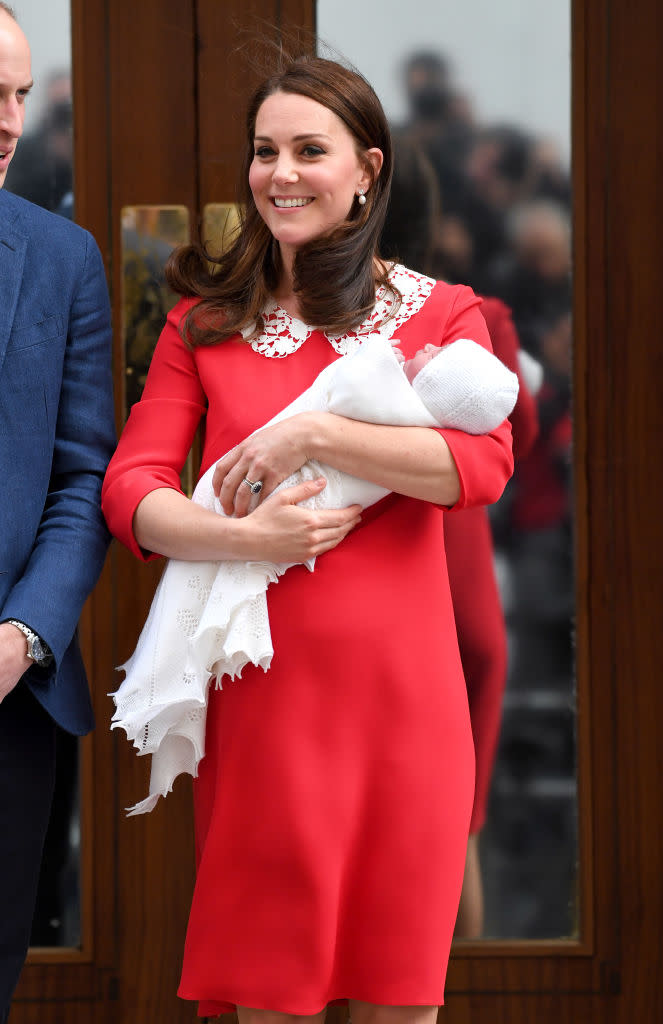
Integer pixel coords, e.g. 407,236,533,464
303,412,462,507
133,488,250,561
133,481,363,564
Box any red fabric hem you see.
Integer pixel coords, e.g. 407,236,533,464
180,993,445,1019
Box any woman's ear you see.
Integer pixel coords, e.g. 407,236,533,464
360,147,384,190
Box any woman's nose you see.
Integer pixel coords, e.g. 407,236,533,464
272,156,299,185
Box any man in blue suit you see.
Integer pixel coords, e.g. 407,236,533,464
0,5,115,1019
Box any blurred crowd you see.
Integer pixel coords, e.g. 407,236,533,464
381,51,575,938
5,68,73,215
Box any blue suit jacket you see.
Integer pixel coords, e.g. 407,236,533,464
0,189,115,735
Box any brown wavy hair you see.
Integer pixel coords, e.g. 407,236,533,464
166,54,396,347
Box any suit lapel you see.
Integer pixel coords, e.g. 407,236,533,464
0,194,28,377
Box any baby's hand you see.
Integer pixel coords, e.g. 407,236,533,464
390,338,406,364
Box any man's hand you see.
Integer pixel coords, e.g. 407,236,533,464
0,622,32,703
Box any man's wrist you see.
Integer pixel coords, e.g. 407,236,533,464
3,620,54,667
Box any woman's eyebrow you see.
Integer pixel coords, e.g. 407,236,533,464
253,133,333,142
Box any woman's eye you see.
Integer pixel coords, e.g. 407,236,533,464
254,146,275,158
302,145,324,157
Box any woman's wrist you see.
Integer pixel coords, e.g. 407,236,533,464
134,487,260,563
222,514,265,561
300,411,331,462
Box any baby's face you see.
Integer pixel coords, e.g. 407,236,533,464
404,343,440,384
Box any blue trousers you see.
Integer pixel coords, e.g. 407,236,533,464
0,683,56,1023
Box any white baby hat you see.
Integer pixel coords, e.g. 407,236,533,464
412,338,519,434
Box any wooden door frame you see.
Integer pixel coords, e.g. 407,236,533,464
12,0,663,1021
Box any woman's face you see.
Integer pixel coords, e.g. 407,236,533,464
249,90,382,258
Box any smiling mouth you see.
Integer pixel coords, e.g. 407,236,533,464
272,197,314,208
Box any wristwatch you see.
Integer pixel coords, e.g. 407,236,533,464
6,619,54,667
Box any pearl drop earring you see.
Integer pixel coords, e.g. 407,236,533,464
357,188,367,206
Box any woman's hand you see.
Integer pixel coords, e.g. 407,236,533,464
240,477,362,564
132,478,360,564
213,413,314,518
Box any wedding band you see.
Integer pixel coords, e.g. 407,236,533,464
243,477,263,495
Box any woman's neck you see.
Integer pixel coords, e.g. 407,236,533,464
270,247,390,321
272,244,302,318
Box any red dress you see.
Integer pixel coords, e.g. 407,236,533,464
102,268,513,1016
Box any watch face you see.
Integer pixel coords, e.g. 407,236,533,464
29,636,48,664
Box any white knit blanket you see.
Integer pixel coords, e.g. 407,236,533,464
111,335,518,814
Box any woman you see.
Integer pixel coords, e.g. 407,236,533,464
102,54,513,1024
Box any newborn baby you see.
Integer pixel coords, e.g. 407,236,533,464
112,333,518,813
398,340,446,381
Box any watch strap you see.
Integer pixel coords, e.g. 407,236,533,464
5,619,54,667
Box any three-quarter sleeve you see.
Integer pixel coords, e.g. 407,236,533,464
429,284,515,510
102,298,207,559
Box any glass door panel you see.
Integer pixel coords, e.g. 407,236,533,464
318,0,576,942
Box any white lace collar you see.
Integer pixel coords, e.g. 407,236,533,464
242,264,436,358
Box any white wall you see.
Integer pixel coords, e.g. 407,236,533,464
317,0,570,162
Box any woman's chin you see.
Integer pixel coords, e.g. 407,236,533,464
272,228,318,252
